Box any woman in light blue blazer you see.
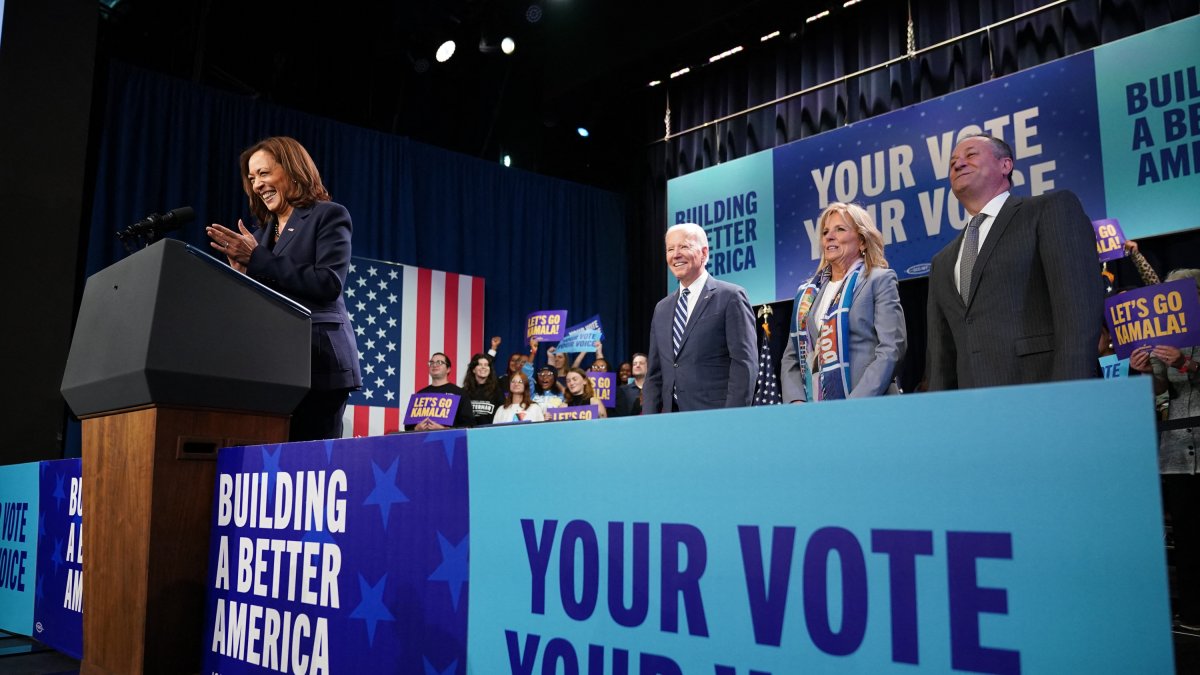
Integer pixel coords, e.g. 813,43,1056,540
781,202,906,402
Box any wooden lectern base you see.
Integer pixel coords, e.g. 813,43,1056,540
81,405,288,675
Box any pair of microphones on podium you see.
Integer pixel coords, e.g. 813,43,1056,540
115,206,195,252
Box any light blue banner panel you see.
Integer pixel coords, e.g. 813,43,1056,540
666,150,776,303
668,15,1200,304
1095,16,1200,240
467,378,1171,673
0,461,40,635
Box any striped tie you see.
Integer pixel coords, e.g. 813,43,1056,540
959,212,987,302
672,287,690,357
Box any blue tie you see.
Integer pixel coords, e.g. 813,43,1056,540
673,287,690,357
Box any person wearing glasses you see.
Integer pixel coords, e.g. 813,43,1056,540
405,352,476,431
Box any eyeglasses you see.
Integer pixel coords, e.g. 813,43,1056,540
428,360,448,366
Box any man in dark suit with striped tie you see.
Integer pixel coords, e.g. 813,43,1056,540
926,134,1104,390
643,223,757,413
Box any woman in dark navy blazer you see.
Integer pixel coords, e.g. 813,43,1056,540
206,136,362,441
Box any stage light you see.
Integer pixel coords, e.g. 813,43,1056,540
760,31,780,42
501,37,516,54
502,154,512,167
648,80,662,87
436,40,456,63
670,67,690,79
806,10,830,23
526,5,543,23
843,0,861,6
577,127,589,138
708,45,743,63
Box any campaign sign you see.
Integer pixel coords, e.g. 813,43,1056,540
405,392,461,426
587,372,617,406
556,315,604,354
544,405,601,421
526,311,567,341
1093,219,1127,263
202,433,469,674
1105,278,1200,358
0,461,38,636
1099,354,1131,380
467,378,1170,673
33,459,83,658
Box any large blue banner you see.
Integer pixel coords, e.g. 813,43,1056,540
201,434,469,674
668,15,1200,304
33,458,83,658
467,378,1170,673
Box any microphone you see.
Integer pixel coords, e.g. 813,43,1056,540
119,206,195,239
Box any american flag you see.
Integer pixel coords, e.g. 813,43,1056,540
341,257,485,437
753,317,782,406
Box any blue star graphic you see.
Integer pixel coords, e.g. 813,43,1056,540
323,439,336,464
428,532,469,611
349,573,395,646
363,458,409,529
262,445,282,505
424,657,458,675
53,473,66,511
301,529,337,546
51,537,64,576
428,434,459,467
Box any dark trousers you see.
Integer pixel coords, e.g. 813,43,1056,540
289,388,351,442
1165,474,1200,623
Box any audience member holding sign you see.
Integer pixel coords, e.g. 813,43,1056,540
562,368,607,418
493,370,544,423
1127,268,1200,633
404,353,475,431
780,202,906,402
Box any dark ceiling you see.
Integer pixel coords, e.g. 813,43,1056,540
97,0,822,189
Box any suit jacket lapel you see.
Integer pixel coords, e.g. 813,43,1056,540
676,278,716,355
272,204,309,255
966,196,1021,307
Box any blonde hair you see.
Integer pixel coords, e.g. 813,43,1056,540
815,202,888,275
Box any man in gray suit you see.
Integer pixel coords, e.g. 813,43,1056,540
926,134,1103,389
643,223,757,413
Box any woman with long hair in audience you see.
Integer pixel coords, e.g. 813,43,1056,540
493,369,544,423
462,353,504,426
562,367,607,418
780,202,906,402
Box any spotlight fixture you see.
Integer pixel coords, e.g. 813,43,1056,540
669,67,690,79
412,57,430,74
760,30,780,42
502,154,512,167
708,45,743,63
526,4,543,23
805,10,830,23
843,0,861,6
436,39,456,63
648,80,662,87
501,37,516,54
576,127,589,138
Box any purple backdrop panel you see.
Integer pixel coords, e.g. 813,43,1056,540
33,458,83,659
1093,218,1127,263
525,310,567,341
1105,279,1200,358
202,433,469,674
404,392,461,426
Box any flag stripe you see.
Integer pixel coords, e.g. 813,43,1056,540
470,276,485,363
400,265,418,408
415,267,433,394
444,271,460,380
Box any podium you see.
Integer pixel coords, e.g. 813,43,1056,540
61,239,311,674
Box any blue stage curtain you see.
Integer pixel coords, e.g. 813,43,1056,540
88,62,629,368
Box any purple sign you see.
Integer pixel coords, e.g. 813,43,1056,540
33,458,83,659
1094,218,1127,263
545,404,602,421
404,392,461,426
587,372,617,406
202,433,469,674
525,310,567,341
1105,279,1200,358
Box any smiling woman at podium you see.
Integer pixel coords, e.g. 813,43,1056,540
206,136,363,441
